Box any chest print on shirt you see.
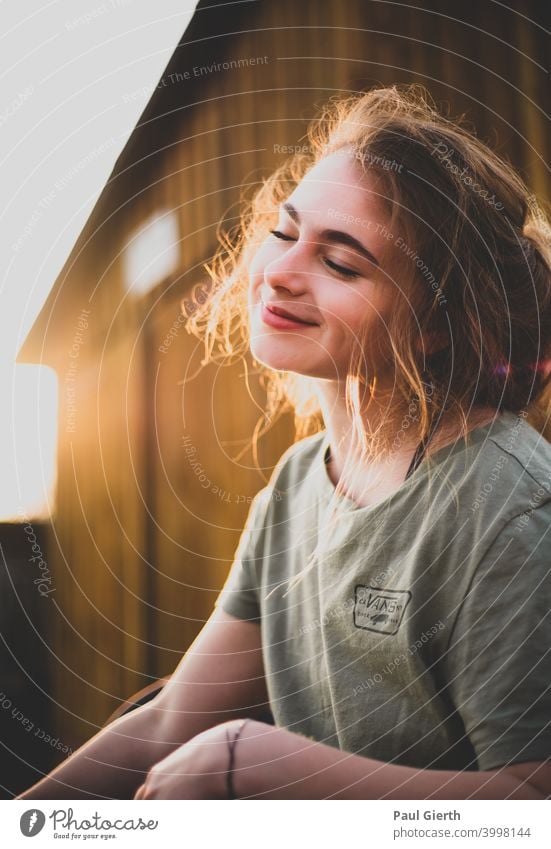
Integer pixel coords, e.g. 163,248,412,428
353,585,412,635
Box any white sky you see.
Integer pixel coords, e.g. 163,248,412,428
0,0,198,519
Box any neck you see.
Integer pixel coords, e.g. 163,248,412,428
315,380,498,498
316,380,421,462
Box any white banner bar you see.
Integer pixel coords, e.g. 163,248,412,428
5,799,550,849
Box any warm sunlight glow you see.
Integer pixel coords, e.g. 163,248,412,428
122,209,180,296
0,365,58,522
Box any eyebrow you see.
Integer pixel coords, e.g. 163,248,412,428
282,202,381,268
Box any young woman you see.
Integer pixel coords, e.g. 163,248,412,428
19,84,551,800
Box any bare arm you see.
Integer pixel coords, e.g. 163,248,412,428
121,718,551,800
219,721,550,800
17,606,268,800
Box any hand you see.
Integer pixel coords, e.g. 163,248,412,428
133,719,250,800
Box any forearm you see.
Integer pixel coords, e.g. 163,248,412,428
17,702,179,800
234,723,544,800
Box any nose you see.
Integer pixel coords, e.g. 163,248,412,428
263,241,310,296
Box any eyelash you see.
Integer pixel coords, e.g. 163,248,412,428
269,229,361,279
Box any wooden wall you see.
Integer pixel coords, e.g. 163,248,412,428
20,0,550,750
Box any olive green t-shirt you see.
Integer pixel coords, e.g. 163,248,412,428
215,411,551,771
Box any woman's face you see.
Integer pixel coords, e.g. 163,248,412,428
248,150,405,385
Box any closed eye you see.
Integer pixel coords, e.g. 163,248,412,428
269,229,295,242
269,229,361,279
323,258,360,279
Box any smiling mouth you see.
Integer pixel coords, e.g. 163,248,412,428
261,300,319,327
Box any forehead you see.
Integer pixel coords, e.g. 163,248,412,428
285,150,402,273
288,149,390,224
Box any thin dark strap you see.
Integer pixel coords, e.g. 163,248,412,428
404,441,427,481
404,424,438,481
324,426,437,482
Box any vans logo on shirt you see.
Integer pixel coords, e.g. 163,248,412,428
353,585,412,635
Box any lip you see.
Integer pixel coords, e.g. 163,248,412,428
261,300,319,329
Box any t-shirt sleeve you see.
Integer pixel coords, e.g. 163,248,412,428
214,486,272,623
443,502,551,771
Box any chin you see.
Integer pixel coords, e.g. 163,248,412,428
250,340,302,372
251,339,342,381
249,337,308,373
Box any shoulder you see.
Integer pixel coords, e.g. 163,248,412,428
269,430,327,489
488,411,551,490
236,432,326,553
249,431,326,520
454,412,551,522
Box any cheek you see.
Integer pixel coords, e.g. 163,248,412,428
325,289,381,336
329,291,395,368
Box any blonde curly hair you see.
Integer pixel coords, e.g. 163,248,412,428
184,84,551,464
